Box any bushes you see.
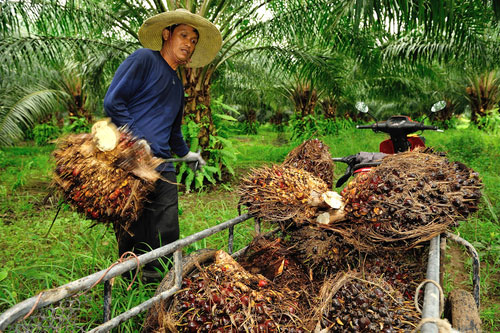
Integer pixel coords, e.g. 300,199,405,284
26,116,91,146
289,114,356,142
32,123,60,146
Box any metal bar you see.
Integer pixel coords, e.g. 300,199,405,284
228,226,234,254
103,280,112,323
173,249,182,289
421,235,441,333
88,285,180,333
254,217,261,234
445,232,480,309
0,214,252,331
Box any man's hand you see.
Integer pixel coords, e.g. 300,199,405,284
180,151,206,171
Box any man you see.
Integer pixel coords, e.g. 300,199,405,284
103,9,222,282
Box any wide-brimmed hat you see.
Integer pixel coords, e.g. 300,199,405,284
138,9,222,68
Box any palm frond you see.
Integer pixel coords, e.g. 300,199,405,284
0,87,68,146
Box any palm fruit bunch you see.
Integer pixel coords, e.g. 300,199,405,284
238,164,330,225
238,234,318,306
282,138,335,188
157,251,308,332
317,272,421,332
337,149,482,251
52,119,163,234
286,225,357,280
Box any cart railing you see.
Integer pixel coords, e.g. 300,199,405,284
0,215,480,333
0,213,255,332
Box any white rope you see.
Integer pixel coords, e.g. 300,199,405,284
411,317,456,333
414,279,445,315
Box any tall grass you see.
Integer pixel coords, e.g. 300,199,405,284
0,124,498,331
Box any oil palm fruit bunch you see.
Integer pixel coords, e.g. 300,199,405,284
286,225,357,280
163,251,308,332
52,119,163,234
238,164,333,225
317,272,420,332
282,139,335,188
238,234,317,303
338,149,482,250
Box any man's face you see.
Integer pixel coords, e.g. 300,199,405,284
166,24,198,64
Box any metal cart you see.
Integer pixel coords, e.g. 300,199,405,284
0,214,481,332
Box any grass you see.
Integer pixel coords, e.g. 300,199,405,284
0,124,499,331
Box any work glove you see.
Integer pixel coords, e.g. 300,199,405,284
136,139,151,154
180,151,206,171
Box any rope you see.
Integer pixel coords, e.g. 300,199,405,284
414,279,445,315
22,292,44,320
94,251,140,292
411,317,454,333
80,251,141,296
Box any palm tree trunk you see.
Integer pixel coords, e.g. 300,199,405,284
182,67,217,153
293,87,318,117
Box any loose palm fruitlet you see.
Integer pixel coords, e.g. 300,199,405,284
317,272,421,332
52,121,163,234
154,251,308,332
238,165,330,225
282,139,335,188
336,149,482,251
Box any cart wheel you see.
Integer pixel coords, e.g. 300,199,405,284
445,289,481,332
142,248,217,333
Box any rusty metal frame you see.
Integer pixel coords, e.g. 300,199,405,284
0,214,254,332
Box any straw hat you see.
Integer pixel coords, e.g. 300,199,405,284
138,9,222,68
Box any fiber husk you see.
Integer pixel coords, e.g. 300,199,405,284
282,138,335,188
52,128,163,234
286,225,357,280
327,148,483,251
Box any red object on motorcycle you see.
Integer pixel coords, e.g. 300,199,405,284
379,136,425,154
353,167,373,174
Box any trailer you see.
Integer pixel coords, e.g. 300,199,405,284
0,213,481,332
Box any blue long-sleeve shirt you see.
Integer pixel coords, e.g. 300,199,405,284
104,48,189,171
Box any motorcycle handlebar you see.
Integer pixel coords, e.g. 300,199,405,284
420,125,440,131
356,121,441,133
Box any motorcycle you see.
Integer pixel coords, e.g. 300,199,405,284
333,100,446,188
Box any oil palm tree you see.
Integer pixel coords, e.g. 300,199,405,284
2,0,499,144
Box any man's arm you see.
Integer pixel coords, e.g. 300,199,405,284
103,52,147,140
169,105,190,158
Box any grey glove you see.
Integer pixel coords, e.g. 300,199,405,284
180,151,206,171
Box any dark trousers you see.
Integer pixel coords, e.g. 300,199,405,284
114,171,179,271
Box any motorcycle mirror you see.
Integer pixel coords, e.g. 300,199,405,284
355,101,369,113
431,100,446,112
356,101,378,122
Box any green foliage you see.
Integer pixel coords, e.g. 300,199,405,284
476,108,500,134
62,116,91,134
32,123,60,146
289,114,356,142
237,120,259,135
433,117,459,130
178,98,238,190
432,128,500,171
